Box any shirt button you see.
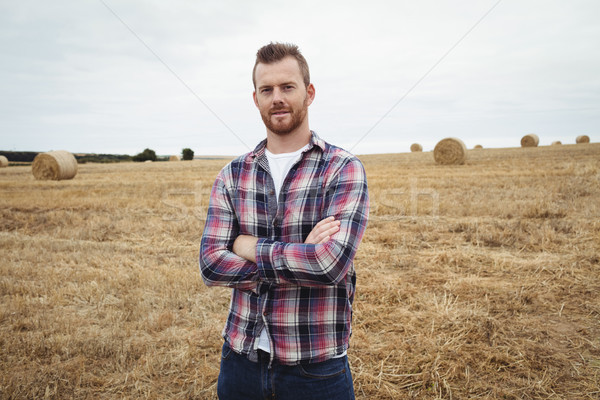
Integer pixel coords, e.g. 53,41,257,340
269,190,275,196
263,311,269,316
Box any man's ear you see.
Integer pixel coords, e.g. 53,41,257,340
305,83,315,106
253,91,259,108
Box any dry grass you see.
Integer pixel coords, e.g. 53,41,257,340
1,144,599,399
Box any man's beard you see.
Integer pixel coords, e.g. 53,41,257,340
260,96,308,136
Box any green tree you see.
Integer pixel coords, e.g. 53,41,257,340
182,148,194,161
132,148,157,162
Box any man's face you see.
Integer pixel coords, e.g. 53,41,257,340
253,56,315,136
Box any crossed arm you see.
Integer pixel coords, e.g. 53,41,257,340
200,213,344,289
232,216,341,263
200,158,369,288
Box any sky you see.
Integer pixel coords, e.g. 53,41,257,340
1,0,599,156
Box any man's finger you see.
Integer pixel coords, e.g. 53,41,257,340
318,235,330,244
317,225,340,244
314,216,335,228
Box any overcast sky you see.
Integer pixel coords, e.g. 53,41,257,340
1,0,598,156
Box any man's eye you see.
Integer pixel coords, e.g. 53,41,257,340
261,88,272,94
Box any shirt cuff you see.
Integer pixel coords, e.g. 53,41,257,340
256,238,279,284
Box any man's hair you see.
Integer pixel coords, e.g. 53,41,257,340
252,42,310,89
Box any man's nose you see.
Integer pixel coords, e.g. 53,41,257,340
272,88,284,104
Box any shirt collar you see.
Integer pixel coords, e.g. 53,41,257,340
251,131,326,160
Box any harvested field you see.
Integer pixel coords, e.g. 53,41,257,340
1,144,599,399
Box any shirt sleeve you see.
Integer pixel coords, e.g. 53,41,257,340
199,171,259,290
255,157,369,287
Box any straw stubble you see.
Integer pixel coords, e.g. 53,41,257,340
2,145,600,399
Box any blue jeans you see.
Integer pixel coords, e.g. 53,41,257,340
217,342,355,400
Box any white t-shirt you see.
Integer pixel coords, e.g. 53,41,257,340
257,145,308,353
265,145,308,200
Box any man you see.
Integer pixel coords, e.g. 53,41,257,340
199,42,369,400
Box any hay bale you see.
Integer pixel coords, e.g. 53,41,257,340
576,135,590,144
521,134,539,147
32,150,78,181
410,143,423,152
433,137,467,165
474,145,483,149
0,155,8,168
169,155,180,161
551,141,562,146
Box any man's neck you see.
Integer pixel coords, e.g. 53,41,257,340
266,128,311,154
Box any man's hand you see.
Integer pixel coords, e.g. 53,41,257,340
304,216,340,244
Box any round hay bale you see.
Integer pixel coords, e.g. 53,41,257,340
410,143,423,152
551,141,562,146
521,134,539,147
474,144,483,149
576,135,590,144
169,155,180,161
0,155,8,168
433,137,467,165
32,150,78,181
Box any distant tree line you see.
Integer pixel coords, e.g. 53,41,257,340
76,154,132,163
132,148,196,162
0,151,38,162
0,151,133,164
132,148,157,162
1,147,196,163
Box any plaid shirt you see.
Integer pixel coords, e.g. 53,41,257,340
199,132,369,365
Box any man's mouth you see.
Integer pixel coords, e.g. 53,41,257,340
271,110,290,117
